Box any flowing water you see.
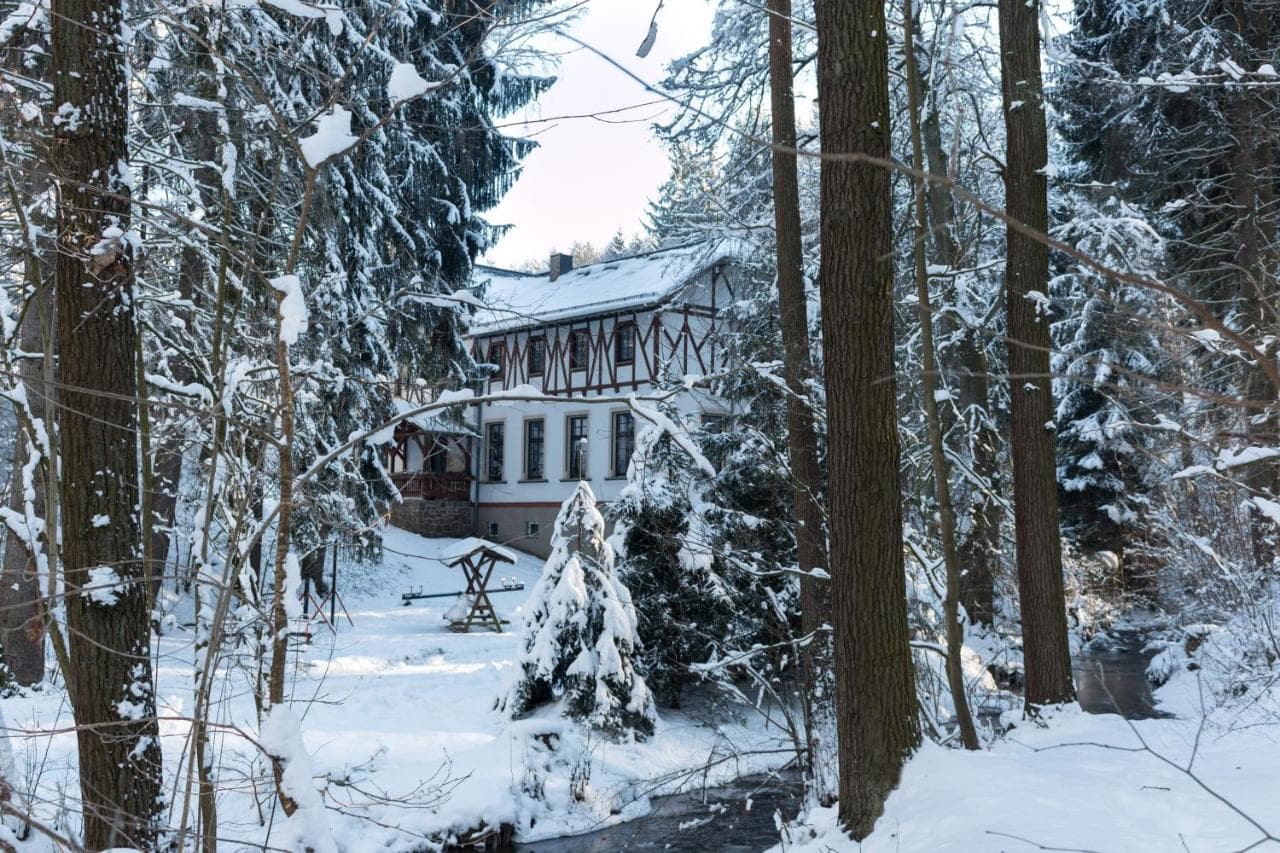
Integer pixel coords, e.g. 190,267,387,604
517,774,803,852
1072,628,1171,720
518,629,1166,851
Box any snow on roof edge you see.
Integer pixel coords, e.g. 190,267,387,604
468,238,748,335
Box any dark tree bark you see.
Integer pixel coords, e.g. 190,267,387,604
814,0,922,838
903,0,980,752
1,288,49,686
1229,4,1279,570
920,97,1000,627
997,0,1076,708
767,0,836,805
51,0,163,843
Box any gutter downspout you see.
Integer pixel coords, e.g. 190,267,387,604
469,377,482,537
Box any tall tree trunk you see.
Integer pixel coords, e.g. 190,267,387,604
766,0,836,806
51,0,163,843
1,288,48,686
1231,4,1279,571
903,0,980,751
149,15,225,601
997,0,1075,708
921,94,1000,627
814,0,922,838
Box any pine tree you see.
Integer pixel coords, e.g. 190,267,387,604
503,482,656,740
1055,0,1280,568
1052,193,1171,571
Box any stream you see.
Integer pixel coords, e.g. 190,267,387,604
517,774,803,853
517,629,1166,852
1073,628,1171,720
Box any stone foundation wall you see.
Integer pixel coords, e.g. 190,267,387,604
390,498,473,539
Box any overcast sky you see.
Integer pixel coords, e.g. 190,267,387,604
479,0,716,269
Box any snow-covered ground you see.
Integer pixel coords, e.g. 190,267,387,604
778,654,1280,852
1,526,793,851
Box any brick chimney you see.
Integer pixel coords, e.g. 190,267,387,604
549,252,573,282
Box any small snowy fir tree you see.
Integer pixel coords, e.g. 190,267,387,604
502,482,656,740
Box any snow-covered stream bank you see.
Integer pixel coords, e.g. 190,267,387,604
779,631,1280,853
5,532,1275,853
0,526,795,852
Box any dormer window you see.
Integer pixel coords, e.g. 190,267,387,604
528,337,546,375
570,330,590,370
615,323,636,364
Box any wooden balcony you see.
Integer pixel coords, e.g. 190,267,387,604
391,471,473,501
393,378,440,405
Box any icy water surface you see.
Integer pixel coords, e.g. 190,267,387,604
1072,629,1170,719
517,774,803,853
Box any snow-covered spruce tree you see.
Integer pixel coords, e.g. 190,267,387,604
504,482,656,740
1051,193,1173,577
268,0,555,570
610,409,800,710
1055,0,1280,567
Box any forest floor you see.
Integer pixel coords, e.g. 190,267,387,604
1,525,795,851
780,634,1280,852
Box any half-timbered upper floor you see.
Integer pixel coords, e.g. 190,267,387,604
467,240,743,396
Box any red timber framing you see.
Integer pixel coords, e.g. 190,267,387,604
471,263,735,397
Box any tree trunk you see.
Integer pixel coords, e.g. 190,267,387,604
1230,3,1279,571
1,289,48,686
814,0,922,838
903,0,979,751
997,0,1076,708
920,96,1000,627
767,0,837,806
51,0,163,844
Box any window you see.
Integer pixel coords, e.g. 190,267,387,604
566,414,589,479
485,422,505,481
701,413,728,433
424,438,447,474
487,522,499,537
524,419,545,480
615,323,636,364
611,411,635,476
526,522,541,537
487,342,505,367
528,337,546,375
569,330,590,370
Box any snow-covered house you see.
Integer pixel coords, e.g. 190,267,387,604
386,239,744,556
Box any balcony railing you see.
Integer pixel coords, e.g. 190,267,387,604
391,471,472,500
392,378,441,406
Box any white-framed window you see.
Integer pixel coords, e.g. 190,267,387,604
611,410,635,477
615,322,636,364
524,418,545,480
528,337,546,375
485,421,505,481
569,329,590,370
566,414,589,479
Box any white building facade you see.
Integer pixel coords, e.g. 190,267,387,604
387,239,743,557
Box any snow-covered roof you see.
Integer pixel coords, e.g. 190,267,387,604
468,238,746,335
441,537,520,565
391,398,475,436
